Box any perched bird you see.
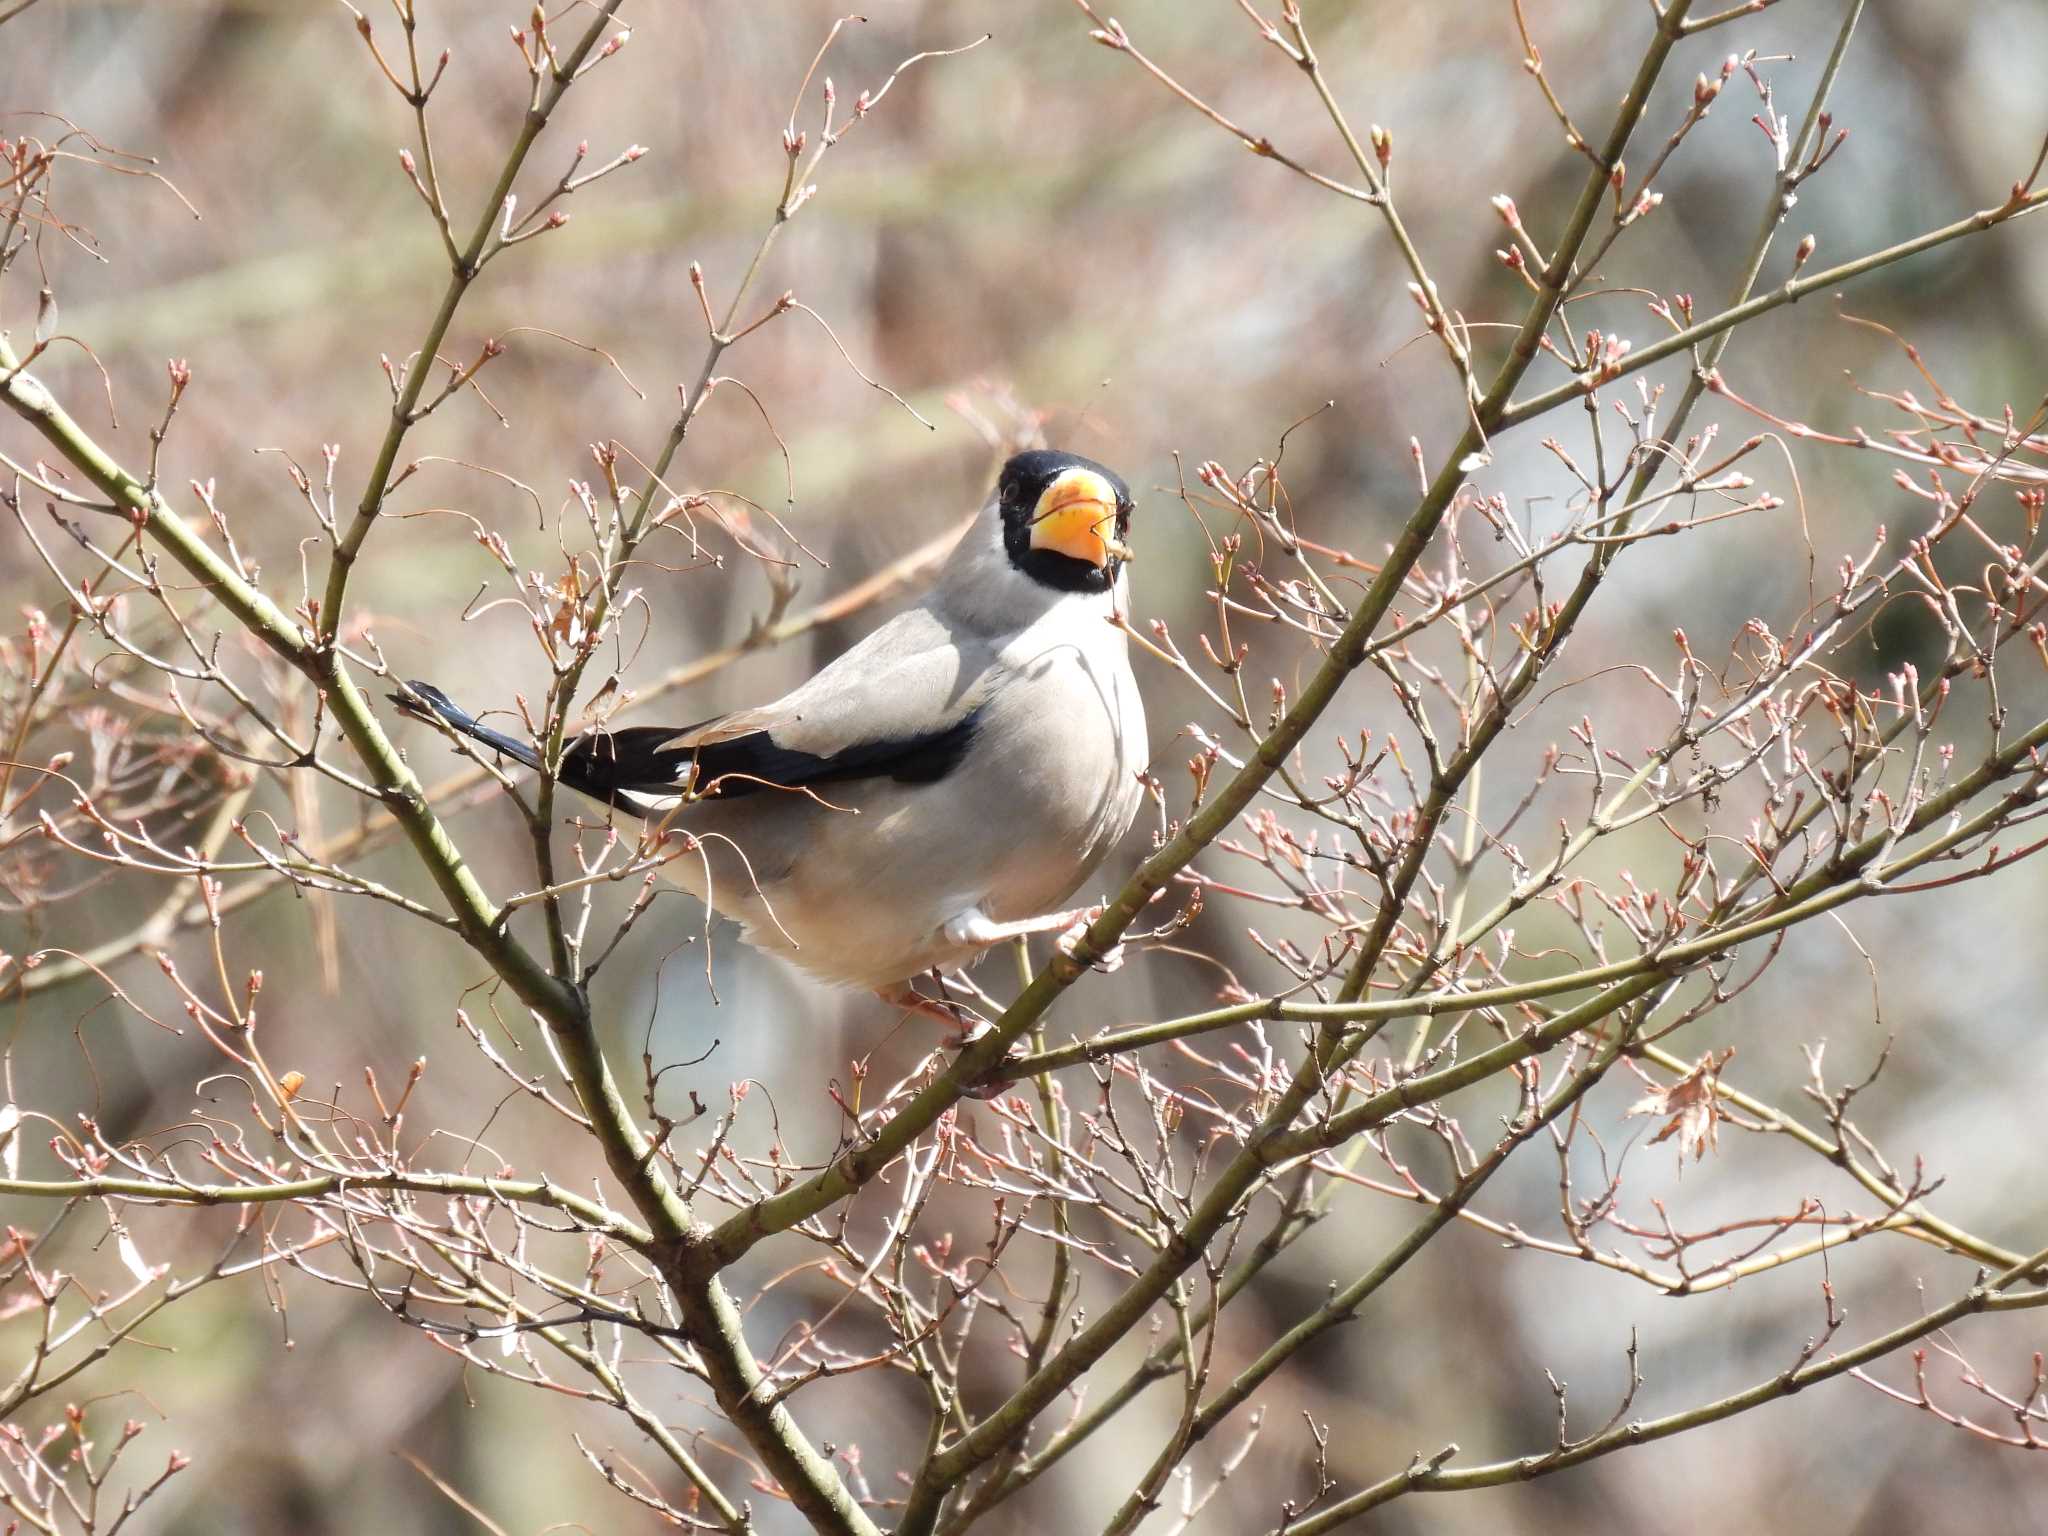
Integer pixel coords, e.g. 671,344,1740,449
398,449,1149,1024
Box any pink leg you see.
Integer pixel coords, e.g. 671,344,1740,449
941,904,1125,971
875,980,989,1045
875,980,1033,1098
940,905,1095,948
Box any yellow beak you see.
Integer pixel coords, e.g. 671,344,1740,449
1028,468,1131,568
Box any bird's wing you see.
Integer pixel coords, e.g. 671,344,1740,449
561,605,991,809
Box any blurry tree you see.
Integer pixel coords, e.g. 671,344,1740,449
4,1,2048,1533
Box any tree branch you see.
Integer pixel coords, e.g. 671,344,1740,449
1277,1244,2048,1532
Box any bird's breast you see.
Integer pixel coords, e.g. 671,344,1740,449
961,628,1146,917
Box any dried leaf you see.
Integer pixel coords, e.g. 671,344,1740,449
115,1225,155,1285
0,1101,18,1181
1625,1049,1734,1168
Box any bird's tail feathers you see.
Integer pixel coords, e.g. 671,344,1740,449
392,681,544,772
393,680,675,817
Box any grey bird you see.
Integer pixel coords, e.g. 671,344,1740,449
397,449,1149,1024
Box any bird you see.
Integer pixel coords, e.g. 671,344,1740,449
396,448,1149,1027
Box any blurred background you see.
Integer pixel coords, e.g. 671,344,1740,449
5,1,2048,1530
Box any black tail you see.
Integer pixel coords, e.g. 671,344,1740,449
392,679,685,817
392,681,544,772
396,678,983,816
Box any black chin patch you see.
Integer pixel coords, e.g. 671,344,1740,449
1007,540,1118,594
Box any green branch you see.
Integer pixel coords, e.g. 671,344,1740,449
1499,184,2048,431
1279,1243,2048,1533
705,0,1707,1293
1646,1040,2032,1274
0,1171,649,1243
1,328,877,1536
319,0,629,634
1179,1023,1633,1462
1281,712,2048,1160
963,698,2048,1526
0,329,575,1019
889,11,1707,1532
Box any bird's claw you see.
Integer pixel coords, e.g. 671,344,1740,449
942,1007,995,1049
960,1040,1033,1099
1056,906,1124,972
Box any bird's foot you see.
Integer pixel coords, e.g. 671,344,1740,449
942,1009,997,1049
875,982,1034,1097
876,983,990,1048
1056,906,1124,973
959,1043,1034,1100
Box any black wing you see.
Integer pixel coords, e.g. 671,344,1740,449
578,715,982,802
397,679,982,818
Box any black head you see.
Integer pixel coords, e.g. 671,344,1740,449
997,449,1134,595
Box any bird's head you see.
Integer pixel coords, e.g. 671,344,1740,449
996,449,1134,596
